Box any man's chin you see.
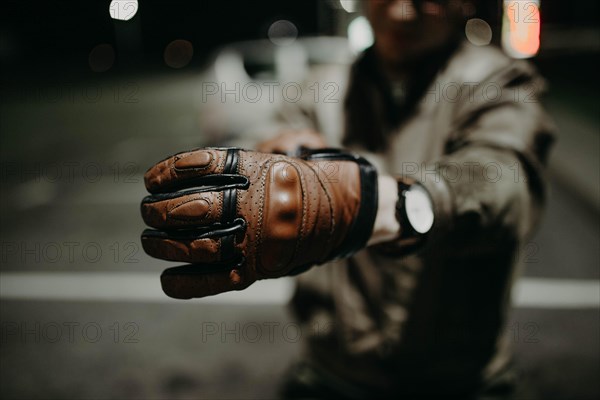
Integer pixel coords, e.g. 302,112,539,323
375,42,420,68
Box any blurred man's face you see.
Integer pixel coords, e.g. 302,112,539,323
367,0,467,67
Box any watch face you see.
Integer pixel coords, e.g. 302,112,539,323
405,185,434,234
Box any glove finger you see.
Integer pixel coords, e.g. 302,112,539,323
142,235,221,264
144,148,235,193
161,265,251,299
141,223,244,264
141,191,222,230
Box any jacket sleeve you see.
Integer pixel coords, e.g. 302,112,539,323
419,60,556,252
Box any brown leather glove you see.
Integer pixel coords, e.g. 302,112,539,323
141,147,378,299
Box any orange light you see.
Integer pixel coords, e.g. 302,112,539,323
502,0,541,58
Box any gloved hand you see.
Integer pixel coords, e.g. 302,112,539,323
141,147,378,299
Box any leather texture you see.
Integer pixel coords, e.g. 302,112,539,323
141,147,378,299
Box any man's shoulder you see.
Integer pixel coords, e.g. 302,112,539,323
442,41,538,86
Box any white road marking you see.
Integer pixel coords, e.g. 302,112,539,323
0,272,294,304
0,272,598,308
512,277,600,309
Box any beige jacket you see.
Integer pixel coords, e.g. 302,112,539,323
281,41,555,394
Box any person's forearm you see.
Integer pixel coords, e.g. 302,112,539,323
368,175,400,246
415,146,542,252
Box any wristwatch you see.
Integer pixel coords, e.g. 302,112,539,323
395,180,435,250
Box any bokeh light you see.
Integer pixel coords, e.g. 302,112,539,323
268,20,298,46
164,39,194,69
465,18,493,46
502,0,541,58
347,16,374,54
339,0,358,13
88,44,115,72
109,0,139,21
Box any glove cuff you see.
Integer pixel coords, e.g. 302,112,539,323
300,148,379,261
